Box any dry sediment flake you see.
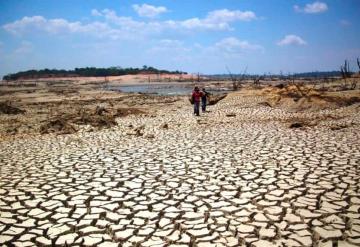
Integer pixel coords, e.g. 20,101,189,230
0,92,359,246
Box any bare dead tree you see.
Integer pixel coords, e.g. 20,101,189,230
236,66,248,90
340,59,354,89
226,66,248,90
357,58,360,73
267,72,275,81
226,66,237,90
226,66,234,80
253,75,263,87
319,77,328,92
279,70,284,81
350,79,357,89
340,60,351,81
287,73,295,85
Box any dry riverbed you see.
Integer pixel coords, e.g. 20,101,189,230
0,80,360,246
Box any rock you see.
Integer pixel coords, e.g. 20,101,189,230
237,225,255,233
55,233,78,245
251,240,278,247
314,227,342,240
187,228,210,238
115,229,134,240
259,228,276,239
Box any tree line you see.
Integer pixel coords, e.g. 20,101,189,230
210,71,343,79
3,66,186,81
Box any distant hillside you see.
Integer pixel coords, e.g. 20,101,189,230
208,71,343,79
292,71,342,78
3,66,186,81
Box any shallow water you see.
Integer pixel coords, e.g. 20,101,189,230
105,83,230,95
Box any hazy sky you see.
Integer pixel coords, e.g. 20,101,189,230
0,0,359,77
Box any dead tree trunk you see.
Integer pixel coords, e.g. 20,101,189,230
340,60,352,89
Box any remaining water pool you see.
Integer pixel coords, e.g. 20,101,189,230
105,83,230,96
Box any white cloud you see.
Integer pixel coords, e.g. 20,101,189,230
132,4,168,18
14,41,33,54
304,2,328,13
277,35,307,46
3,8,258,39
293,5,301,12
158,39,183,47
147,37,263,65
148,39,190,53
146,39,193,63
214,37,263,52
2,15,124,39
207,9,257,22
340,19,351,26
99,9,146,30
294,1,328,14
3,16,45,35
96,8,256,31
2,13,155,40
179,9,256,30
91,9,102,17
3,16,80,34
190,37,264,60
97,8,257,31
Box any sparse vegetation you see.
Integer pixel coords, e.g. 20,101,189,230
340,60,351,88
0,102,26,115
226,66,247,91
253,75,262,87
262,83,360,111
39,106,146,135
340,59,357,90
208,94,227,105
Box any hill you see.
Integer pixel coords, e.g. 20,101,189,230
3,66,186,81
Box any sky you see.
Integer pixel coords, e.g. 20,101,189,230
0,0,359,77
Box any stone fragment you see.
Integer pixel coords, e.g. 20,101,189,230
314,227,342,240
237,225,255,233
251,240,278,247
48,224,70,238
35,236,52,246
188,228,210,238
115,229,134,240
55,233,78,245
259,228,276,239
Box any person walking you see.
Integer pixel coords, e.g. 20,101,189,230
191,86,203,116
201,88,211,113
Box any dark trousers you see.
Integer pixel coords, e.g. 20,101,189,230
194,101,200,116
201,98,207,112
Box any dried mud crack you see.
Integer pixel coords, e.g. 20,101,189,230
0,91,359,247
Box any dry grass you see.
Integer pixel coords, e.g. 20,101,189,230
261,84,360,111
39,106,146,135
0,102,26,115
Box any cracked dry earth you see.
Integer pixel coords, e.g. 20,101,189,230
0,92,360,247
